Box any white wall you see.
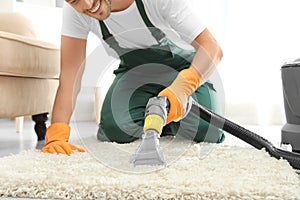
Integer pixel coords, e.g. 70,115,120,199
192,0,300,125
0,0,15,12
22,0,56,7
14,2,62,46
0,1,62,45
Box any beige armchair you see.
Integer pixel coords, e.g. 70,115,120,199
0,12,60,140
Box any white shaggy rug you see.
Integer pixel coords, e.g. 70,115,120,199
0,137,300,200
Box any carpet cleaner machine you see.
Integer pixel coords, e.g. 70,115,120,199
281,59,300,154
131,59,300,170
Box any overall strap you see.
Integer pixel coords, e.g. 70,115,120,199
98,0,166,50
99,21,112,40
135,0,165,42
99,20,126,55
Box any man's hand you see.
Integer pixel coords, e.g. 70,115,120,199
41,122,85,155
158,68,201,124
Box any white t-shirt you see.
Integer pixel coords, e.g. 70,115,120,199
61,0,206,49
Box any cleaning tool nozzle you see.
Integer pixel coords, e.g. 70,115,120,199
130,96,168,166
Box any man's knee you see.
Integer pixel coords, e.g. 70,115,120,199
98,120,142,143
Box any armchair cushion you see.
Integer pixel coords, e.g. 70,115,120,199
0,12,36,38
0,31,60,79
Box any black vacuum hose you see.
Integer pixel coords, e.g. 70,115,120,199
190,99,300,170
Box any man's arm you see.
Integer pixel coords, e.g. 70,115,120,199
158,28,223,123
190,28,223,81
41,36,87,155
51,35,87,123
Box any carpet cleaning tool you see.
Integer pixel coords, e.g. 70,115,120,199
131,96,300,170
130,96,168,166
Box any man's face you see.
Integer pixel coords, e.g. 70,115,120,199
66,0,112,20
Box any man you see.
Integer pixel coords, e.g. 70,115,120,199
42,0,225,155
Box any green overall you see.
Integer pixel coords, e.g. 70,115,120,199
97,0,225,143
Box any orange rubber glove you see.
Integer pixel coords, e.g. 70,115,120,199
158,68,201,124
41,122,85,155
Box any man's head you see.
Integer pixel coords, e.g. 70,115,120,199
65,0,112,20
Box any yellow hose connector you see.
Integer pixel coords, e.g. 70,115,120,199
143,114,164,135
